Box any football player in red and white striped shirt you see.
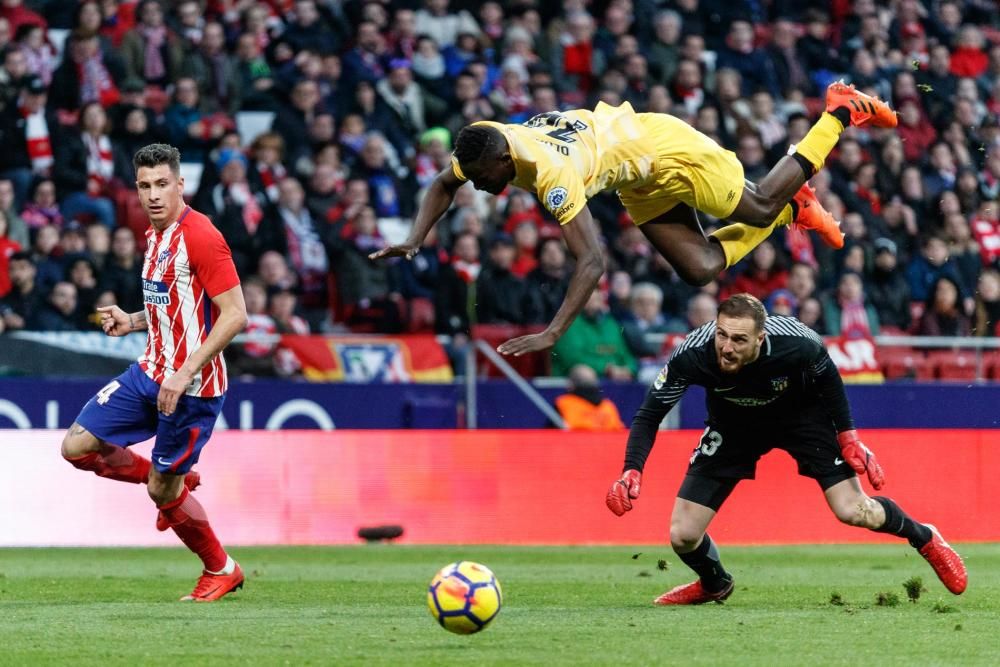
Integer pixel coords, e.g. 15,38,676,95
62,144,249,602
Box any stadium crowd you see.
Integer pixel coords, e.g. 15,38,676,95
0,0,999,378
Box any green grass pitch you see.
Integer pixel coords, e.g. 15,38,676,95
1,544,997,666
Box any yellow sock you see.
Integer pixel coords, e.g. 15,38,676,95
795,112,845,173
710,205,793,268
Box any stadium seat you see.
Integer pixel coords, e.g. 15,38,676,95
984,351,1000,380
880,347,933,380
179,162,204,196
471,324,550,378
113,188,148,246
928,350,981,381
235,111,277,146
405,297,435,333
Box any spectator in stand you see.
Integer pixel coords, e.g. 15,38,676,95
84,223,110,273
53,102,118,230
27,280,79,332
943,212,982,292
99,225,142,312
269,285,310,377
341,20,388,88
66,256,100,327
414,127,451,190
353,133,410,219
722,240,787,301
822,271,880,339
227,277,279,379
799,296,825,334
21,179,63,231
246,132,287,206
434,230,480,335
509,217,538,278
444,69,497,138
390,223,444,303
621,282,671,358
524,237,569,326
716,20,779,99
330,205,401,332
0,207,19,298
282,0,341,55
477,232,527,325
376,58,438,160
49,30,125,114
973,269,1000,337
0,76,55,206
275,176,328,327
0,250,38,330
120,0,183,89
233,31,276,111
14,23,53,86
907,235,969,304
272,78,323,164
0,178,25,248
765,289,797,317
896,97,937,164
551,11,602,101
551,286,637,381
205,148,283,279
555,364,625,431
180,21,240,115
950,25,989,78
0,0,44,36
916,275,971,338
867,238,912,333
164,76,229,165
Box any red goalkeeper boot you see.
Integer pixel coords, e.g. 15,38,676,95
181,560,245,602
826,81,897,128
155,471,202,532
918,524,967,595
654,578,734,605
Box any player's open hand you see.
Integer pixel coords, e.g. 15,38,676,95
497,330,557,356
837,429,885,490
368,243,419,261
606,469,642,516
158,370,193,416
96,305,131,337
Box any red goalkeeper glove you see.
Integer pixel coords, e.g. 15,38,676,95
606,469,642,516
837,430,885,490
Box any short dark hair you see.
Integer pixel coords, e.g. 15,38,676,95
133,143,181,176
9,251,33,264
718,293,767,332
453,125,503,168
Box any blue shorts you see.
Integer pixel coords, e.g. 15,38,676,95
75,363,225,474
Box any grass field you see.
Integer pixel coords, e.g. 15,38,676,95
1,544,997,666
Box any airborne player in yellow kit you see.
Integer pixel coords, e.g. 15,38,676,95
371,82,897,355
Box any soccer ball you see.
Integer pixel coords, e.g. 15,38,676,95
427,561,502,634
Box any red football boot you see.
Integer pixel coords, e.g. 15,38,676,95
181,561,245,602
654,578,734,606
156,471,202,532
793,183,844,249
826,80,897,128
918,524,967,595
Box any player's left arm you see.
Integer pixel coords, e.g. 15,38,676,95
808,346,885,489
497,204,604,356
158,285,247,415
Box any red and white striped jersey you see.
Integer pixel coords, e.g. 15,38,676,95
138,206,241,397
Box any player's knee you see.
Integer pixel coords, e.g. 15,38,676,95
669,523,704,553
146,477,179,506
61,425,100,460
831,497,876,528
673,253,722,287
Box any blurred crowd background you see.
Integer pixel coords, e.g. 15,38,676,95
0,0,999,379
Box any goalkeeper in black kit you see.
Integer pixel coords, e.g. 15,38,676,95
606,294,967,605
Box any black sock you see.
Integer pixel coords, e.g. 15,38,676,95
788,199,799,221
830,107,851,127
677,533,731,592
791,152,815,180
872,496,933,548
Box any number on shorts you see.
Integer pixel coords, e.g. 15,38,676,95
698,427,723,457
96,380,121,405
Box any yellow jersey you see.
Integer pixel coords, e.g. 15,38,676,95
451,101,657,224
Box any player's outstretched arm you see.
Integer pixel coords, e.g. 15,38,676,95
369,167,463,261
157,285,248,415
97,305,147,337
497,205,604,356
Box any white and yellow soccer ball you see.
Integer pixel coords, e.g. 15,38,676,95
427,561,502,634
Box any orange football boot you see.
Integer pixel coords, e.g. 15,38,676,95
793,183,844,249
181,561,245,602
826,80,897,128
654,578,735,606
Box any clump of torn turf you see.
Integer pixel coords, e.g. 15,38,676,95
903,576,925,603
631,553,642,560
932,601,958,614
876,592,900,607
829,592,845,606
657,559,669,571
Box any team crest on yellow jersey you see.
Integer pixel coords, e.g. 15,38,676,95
546,187,569,210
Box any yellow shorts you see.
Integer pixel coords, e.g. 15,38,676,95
618,114,745,225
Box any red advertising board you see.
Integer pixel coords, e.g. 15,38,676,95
1,430,993,546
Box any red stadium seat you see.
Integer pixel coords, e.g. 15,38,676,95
405,297,435,333
113,188,148,247
880,347,933,380
471,324,550,378
928,350,981,381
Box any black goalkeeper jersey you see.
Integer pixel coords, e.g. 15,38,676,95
623,316,855,472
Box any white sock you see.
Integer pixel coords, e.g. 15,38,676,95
207,555,235,576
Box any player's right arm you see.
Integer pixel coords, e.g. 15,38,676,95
97,305,147,337
368,167,463,261
607,357,692,516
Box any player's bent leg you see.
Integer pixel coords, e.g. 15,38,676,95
638,205,726,285
656,487,734,605
823,478,966,594
62,423,152,485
